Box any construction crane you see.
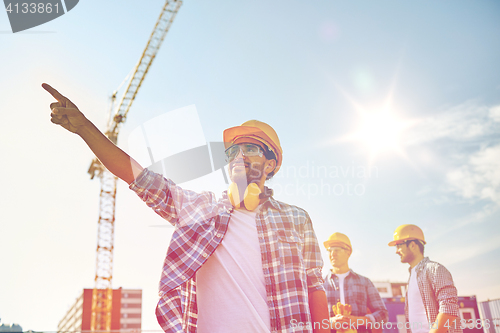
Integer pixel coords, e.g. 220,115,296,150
86,0,182,330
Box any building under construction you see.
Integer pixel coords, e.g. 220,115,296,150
58,288,142,332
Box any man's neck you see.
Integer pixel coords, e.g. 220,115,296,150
409,254,424,269
331,265,350,275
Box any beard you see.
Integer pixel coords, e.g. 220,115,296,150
229,160,266,186
247,162,266,181
400,252,413,263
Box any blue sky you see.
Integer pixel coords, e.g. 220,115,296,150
1,0,499,330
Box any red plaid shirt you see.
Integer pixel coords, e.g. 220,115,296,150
130,169,325,333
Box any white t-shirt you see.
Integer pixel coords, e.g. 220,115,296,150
336,271,350,305
408,265,429,333
196,208,271,333
332,270,375,324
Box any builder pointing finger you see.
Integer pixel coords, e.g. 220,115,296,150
42,83,88,134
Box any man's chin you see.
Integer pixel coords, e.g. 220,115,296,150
229,172,249,184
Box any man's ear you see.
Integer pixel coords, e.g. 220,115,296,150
264,159,277,174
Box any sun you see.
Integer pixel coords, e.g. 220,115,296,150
329,80,418,162
343,103,415,161
354,107,409,151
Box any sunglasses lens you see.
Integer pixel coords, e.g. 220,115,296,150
243,144,261,156
225,146,239,162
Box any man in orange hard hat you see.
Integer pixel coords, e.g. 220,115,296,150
389,225,462,333
43,84,330,333
323,233,388,332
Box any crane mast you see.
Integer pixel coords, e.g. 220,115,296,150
87,0,182,330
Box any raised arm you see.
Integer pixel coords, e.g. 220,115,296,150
43,83,143,184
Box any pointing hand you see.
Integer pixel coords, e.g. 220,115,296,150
42,83,89,134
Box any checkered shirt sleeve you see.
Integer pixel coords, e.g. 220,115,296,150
130,168,223,227
363,275,389,323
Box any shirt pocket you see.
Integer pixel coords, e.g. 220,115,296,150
276,229,304,266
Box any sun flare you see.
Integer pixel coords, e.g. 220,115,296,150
344,105,415,160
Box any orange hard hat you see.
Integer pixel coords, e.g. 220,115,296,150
324,232,352,251
223,120,283,174
388,224,426,246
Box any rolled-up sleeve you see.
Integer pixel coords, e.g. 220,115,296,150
433,265,460,317
366,279,389,323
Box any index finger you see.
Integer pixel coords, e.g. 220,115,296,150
42,83,67,104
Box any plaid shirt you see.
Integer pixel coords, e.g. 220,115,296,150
130,169,325,333
405,257,463,333
324,270,389,333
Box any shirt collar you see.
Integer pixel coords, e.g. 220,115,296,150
264,191,280,210
329,269,355,279
409,256,429,274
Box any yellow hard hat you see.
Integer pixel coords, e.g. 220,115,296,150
388,224,426,246
324,232,352,251
223,120,283,174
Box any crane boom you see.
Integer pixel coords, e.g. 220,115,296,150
106,0,183,143
88,1,182,330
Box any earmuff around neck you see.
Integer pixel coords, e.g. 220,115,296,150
228,183,272,211
228,182,260,211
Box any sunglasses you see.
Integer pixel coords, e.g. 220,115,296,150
395,240,416,249
225,143,264,162
328,246,349,253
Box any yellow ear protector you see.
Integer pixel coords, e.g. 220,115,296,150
228,182,262,211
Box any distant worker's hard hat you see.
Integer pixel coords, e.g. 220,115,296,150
324,232,352,251
388,224,426,246
223,120,283,174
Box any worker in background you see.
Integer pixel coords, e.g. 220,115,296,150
323,232,388,332
43,83,331,333
388,224,462,333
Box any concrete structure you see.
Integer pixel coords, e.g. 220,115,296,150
58,288,141,331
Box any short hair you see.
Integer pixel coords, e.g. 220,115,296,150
409,239,424,255
261,145,277,180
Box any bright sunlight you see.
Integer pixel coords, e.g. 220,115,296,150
343,105,415,160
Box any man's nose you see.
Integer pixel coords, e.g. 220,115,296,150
235,147,245,159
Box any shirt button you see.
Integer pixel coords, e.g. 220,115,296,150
290,236,294,241
202,253,208,258
181,275,186,280
216,233,222,237
158,291,165,297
